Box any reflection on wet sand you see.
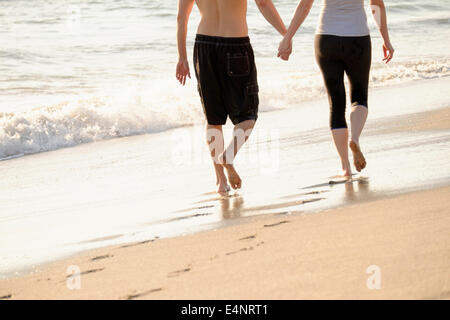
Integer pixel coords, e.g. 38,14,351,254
171,175,374,225
342,177,374,203
219,195,244,220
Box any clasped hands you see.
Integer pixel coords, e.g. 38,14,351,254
277,34,293,61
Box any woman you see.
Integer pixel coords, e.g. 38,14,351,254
278,0,394,177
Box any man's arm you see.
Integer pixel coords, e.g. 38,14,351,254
176,0,195,85
255,0,287,36
370,0,394,63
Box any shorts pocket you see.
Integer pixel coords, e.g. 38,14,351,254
246,82,259,96
245,81,259,113
227,52,250,77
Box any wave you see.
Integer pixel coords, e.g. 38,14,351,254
0,58,448,160
259,58,450,109
370,58,450,83
0,94,202,160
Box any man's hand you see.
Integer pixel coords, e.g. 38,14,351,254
278,36,292,61
176,59,190,85
176,0,194,85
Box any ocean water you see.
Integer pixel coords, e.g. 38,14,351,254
1,0,449,159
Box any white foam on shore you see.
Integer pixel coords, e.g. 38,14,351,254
1,59,449,160
0,94,202,159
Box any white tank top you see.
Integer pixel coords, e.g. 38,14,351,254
316,0,370,37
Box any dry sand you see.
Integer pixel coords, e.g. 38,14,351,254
1,186,449,300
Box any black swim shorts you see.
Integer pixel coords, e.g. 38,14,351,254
193,34,259,125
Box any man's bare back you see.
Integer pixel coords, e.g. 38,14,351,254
195,0,249,37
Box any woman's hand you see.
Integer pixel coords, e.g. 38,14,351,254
176,59,190,85
382,41,394,63
278,36,293,61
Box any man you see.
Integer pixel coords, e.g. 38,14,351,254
176,0,288,194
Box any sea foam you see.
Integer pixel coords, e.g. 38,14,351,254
0,58,448,160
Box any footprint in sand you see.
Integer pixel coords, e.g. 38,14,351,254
65,268,104,279
274,211,290,216
172,204,215,214
280,190,330,200
79,268,104,276
239,234,256,241
120,237,159,249
168,212,213,222
123,288,163,300
198,205,214,209
90,254,113,262
225,247,254,255
167,267,191,278
209,254,219,261
264,220,290,228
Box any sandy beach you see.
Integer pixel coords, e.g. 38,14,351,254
1,0,450,302
1,77,450,300
1,186,449,300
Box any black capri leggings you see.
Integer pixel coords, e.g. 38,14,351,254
315,35,372,129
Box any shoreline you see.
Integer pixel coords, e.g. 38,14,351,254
1,76,449,163
1,185,449,299
0,77,449,280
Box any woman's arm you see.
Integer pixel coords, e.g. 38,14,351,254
255,0,287,36
176,0,195,85
370,0,394,63
278,0,315,60
285,0,315,40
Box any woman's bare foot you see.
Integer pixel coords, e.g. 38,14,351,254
331,169,352,180
349,140,366,172
342,170,352,178
336,160,352,178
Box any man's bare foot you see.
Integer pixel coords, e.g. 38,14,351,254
216,180,230,195
219,153,242,189
349,141,366,172
222,163,241,189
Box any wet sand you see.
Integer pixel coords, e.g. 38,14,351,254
1,186,449,299
372,107,450,133
1,78,449,297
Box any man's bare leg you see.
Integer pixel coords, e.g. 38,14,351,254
206,125,230,194
331,128,352,178
220,119,256,189
349,105,368,172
